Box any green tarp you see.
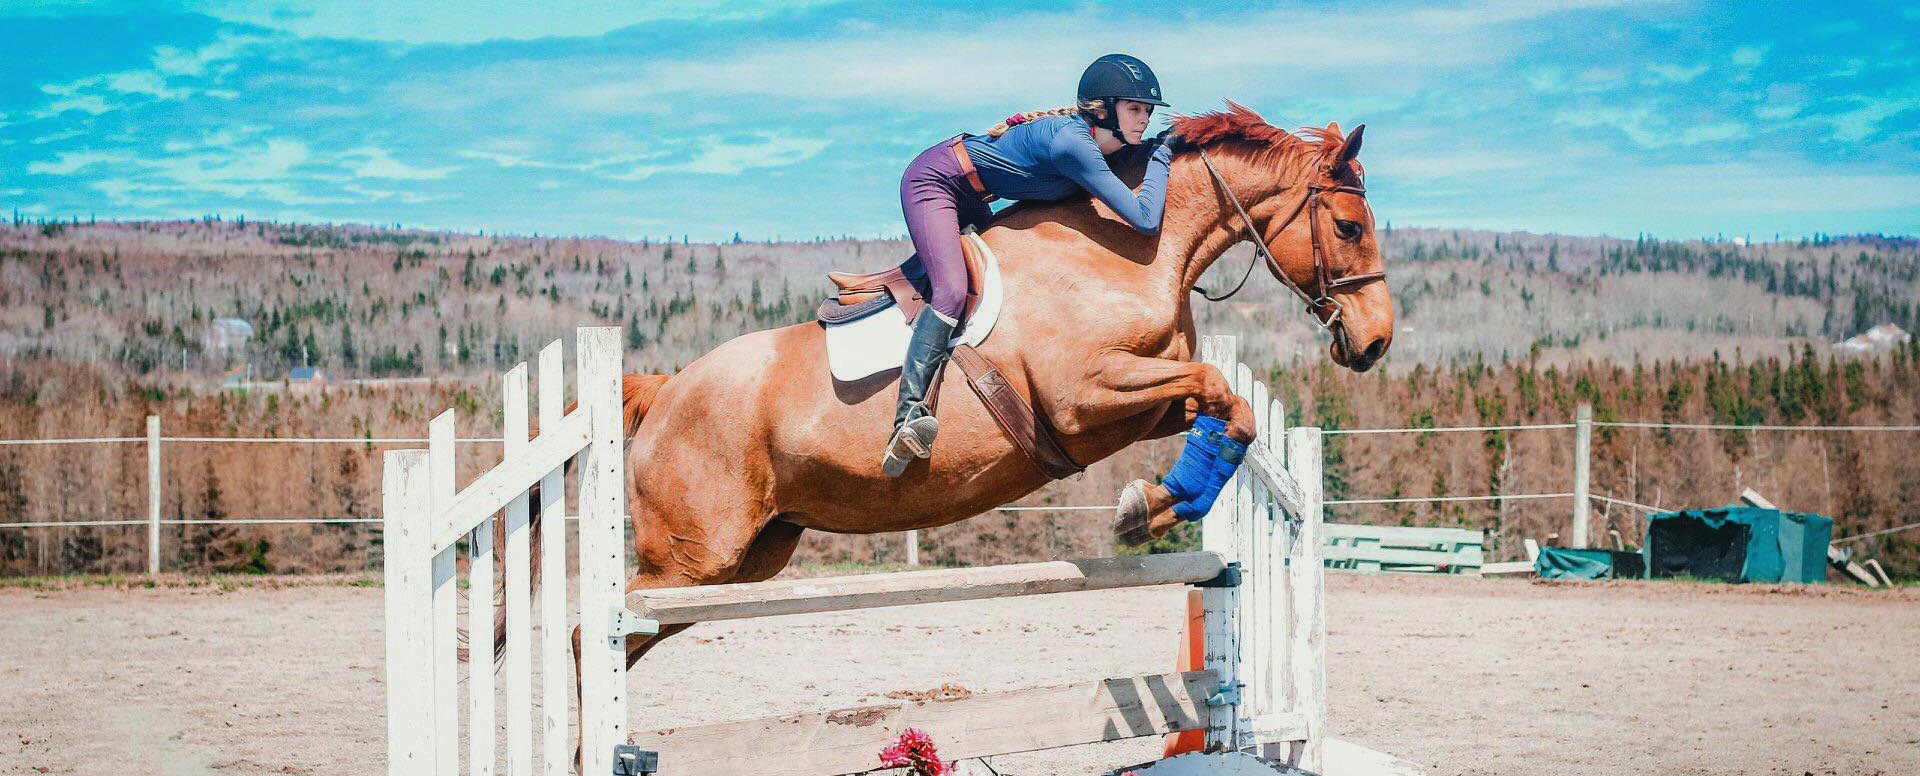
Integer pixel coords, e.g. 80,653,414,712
1645,506,1831,583
1535,547,1644,580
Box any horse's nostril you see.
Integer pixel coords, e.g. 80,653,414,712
1363,338,1387,363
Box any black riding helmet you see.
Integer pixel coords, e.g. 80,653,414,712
1077,53,1167,145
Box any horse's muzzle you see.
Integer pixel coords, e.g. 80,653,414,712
1330,323,1386,373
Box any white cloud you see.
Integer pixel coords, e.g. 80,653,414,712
340,184,446,204
602,134,829,180
347,147,459,180
516,1,1663,114
1643,62,1709,84
26,150,132,176
152,33,268,77
30,31,262,118
1392,155,1920,237
1730,44,1770,67
33,136,347,207
178,0,850,44
457,147,663,174
1555,104,1749,147
1818,96,1920,144
32,128,87,145
35,92,115,117
105,70,194,99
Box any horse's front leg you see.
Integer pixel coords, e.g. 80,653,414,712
1057,351,1254,437
1060,352,1258,545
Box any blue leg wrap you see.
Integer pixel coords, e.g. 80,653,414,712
1164,415,1248,522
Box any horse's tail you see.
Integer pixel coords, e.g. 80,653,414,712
491,371,671,659
618,372,670,438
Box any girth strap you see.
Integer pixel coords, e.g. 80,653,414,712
949,345,1084,481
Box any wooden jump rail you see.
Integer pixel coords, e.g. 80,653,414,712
384,333,1344,776
629,552,1231,624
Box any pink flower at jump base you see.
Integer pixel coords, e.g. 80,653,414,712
878,728,954,776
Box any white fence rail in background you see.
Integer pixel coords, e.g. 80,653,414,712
383,327,629,776
7,359,1920,574
1322,523,1484,574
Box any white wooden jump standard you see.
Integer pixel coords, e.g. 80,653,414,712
386,327,638,776
385,331,1347,776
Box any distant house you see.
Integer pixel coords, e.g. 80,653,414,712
1835,323,1911,356
287,367,330,392
211,318,253,349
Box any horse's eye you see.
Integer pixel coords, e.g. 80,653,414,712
1335,219,1361,240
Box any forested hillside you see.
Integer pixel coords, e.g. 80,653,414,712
4,218,1915,378
1,219,1914,578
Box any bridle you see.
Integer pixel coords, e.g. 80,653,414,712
1195,148,1385,333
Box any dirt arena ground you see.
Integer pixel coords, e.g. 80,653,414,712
3,572,1914,775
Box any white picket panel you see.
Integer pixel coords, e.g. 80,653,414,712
429,413,459,776
502,364,534,776
383,449,433,773
535,342,570,776
1284,426,1327,772
1197,335,1326,766
385,328,626,776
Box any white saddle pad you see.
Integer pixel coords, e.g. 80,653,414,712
824,232,1004,382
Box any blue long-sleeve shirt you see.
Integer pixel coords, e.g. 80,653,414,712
961,114,1172,235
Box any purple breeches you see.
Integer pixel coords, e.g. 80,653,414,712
900,140,994,323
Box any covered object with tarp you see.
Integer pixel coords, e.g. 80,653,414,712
1535,547,1646,580
1645,506,1832,583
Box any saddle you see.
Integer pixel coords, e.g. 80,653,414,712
819,232,989,325
815,235,1083,481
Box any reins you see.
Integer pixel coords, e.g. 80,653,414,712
1194,148,1383,331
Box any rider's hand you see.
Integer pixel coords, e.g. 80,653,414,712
1148,128,1177,162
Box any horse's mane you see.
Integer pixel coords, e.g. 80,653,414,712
1170,100,1362,182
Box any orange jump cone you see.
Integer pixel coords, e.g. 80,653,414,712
1161,588,1206,757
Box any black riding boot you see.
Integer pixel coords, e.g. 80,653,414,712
882,311,957,478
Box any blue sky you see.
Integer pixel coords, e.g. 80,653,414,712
3,0,1917,241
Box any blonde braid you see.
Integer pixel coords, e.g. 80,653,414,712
985,99,1103,138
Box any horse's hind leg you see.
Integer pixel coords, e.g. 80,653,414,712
570,518,803,761
616,517,807,666
569,469,797,768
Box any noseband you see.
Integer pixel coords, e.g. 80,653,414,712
1196,149,1385,331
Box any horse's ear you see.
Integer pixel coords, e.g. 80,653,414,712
1336,124,1366,165
1325,121,1342,138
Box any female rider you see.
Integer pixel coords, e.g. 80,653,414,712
883,53,1174,477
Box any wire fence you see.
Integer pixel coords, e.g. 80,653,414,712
4,414,1918,571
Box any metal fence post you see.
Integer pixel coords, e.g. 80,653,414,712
1572,402,1592,548
147,415,161,576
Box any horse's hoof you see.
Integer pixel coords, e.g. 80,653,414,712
1113,480,1153,546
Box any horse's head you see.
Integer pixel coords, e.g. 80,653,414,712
1172,103,1394,372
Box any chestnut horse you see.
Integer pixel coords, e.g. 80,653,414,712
539,104,1391,736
